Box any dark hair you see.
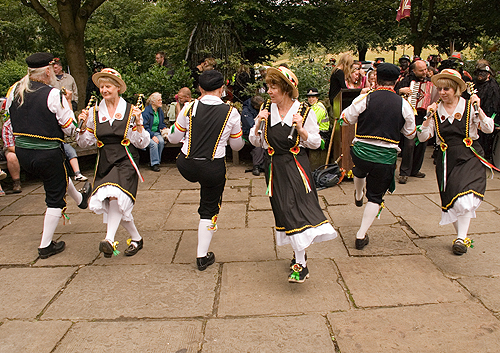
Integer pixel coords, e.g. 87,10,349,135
156,51,165,57
377,78,396,87
250,95,265,109
265,71,294,98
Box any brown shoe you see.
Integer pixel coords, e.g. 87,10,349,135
12,179,22,193
398,176,408,184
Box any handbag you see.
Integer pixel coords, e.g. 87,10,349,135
312,163,345,190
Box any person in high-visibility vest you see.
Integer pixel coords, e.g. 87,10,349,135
306,88,330,149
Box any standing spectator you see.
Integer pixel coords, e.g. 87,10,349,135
175,87,193,118
168,70,244,271
143,92,167,172
328,53,351,106
241,95,265,175
474,60,500,162
395,59,430,184
232,64,252,103
192,59,206,93
155,51,174,75
306,88,330,147
52,58,78,111
345,61,368,89
1,118,22,193
398,55,411,80
341,63,416,250
7,52,91,259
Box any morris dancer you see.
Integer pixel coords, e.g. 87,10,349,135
250,67,337,283
6,52,91,259
418,69,495,255
168,70,244,271
77,68,150,257
341,63,416,250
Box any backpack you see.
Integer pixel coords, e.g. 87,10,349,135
312,163,345,190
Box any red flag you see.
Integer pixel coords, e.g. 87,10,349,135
396,0,411,22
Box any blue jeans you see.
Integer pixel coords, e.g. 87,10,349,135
148,132,164,166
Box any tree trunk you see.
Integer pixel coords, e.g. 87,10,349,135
61,34,88,110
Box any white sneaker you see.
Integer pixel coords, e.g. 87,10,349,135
74,174,88,181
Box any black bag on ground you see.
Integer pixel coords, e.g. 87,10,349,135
312,163,345,190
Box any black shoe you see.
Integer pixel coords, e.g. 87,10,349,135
290,252,308,268
252,165,260,176
288,263,309,283
78,181,92,209
452,239,467,255
38,241,66,259
124,239,143,256
398,176,408,184
411,172,426,178
197,252,215,271
355,235,369,250
354,190,364,207
99,239,114,258
151,165,160,172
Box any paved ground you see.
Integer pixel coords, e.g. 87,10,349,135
1,148,500,352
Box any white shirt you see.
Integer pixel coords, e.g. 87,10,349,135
168,95,244,158
340,91,416,151
418,97,494,142
76,97,149,149
249,100,322,150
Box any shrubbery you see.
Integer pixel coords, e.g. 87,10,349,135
0,59,27,97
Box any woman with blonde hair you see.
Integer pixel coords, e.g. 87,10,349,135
328,53,353,105
418,69,495,256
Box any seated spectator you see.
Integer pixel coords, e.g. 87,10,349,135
143,92,167,172
367,69,377,89
175,87,193,118
0,169,7,196
1,118,22,193
63,143,87,181
241,95,265,175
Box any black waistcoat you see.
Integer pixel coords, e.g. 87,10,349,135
10,81,64,141
355,90,405,144
186,102,231,160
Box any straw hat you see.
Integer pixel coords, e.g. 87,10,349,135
92,68,127,93
431,69,466,93
266,66,299,99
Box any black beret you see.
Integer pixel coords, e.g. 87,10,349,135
199,70,224,91
376,63,400,82
25,52,54,69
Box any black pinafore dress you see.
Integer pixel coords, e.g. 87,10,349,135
434,99,486,211
92,102,139,202
263,103,329,236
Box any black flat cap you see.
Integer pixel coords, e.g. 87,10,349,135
199,70,224,91
306,88,320,96
376,63,400,82
25,52,54,69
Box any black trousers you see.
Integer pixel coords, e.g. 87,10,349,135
400,111,427,176
176,153,226,219
16,147,67,209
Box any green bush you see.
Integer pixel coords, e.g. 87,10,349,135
121,61,193,103
289,61,331,101
0,59,27,97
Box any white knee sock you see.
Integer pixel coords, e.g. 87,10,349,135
197,219,214,257
67,178,82,205
356,202,380,239
105,199,122,243
455,216,471,241
354,176,365,201
294,249,307,266
40,208,62,248
120,220,142,241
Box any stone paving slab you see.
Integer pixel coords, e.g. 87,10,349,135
247,210,276,229
339,225,421,256
42,264,218,320
175,228,275,264
221,186,250,202
276,234,349,260
34,232,100,267
217,259,349,317
486,177,500,191
0,216,44,265
54,320,202,353
251,178,267,196
150,170,199,190
321,184,350,206
203,315,335,353
54,212,105,234
484,190,500,209
327,204,398,228
0,320,72,353
391,176,438,195
335,255,468,308
0,267,76,319
249,196,272,210
226,178,251,187
0,215,17,230
385,194,455,237
0,194,23,210
458,276,500,313
0,194,47,216
165,202,247,230
329,302,500,353
414,234,500,277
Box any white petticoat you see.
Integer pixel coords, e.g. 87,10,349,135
89,185,135,223
275,222,337,252
439,193,481,225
